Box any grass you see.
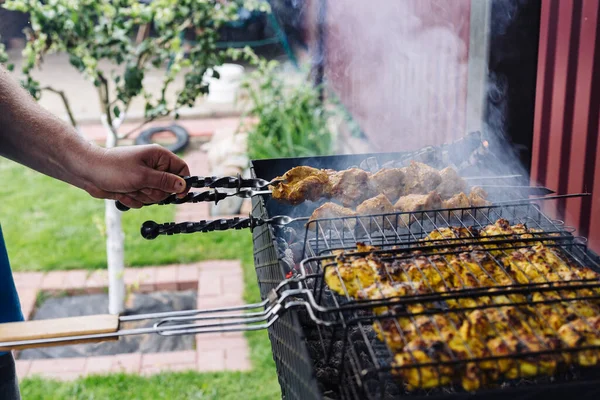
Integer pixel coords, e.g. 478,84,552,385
0,158,280,399
0,158,252,271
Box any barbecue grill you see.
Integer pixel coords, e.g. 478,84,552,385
1,136,598,400
246,150,600,399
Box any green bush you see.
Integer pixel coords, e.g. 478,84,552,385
239,55,334,160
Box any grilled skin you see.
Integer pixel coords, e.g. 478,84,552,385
270,166,332,205
270,163,487,206
356,193,396,231
323,219,600,391
307,202,357,232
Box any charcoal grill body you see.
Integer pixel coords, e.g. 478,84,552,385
250,153,600,400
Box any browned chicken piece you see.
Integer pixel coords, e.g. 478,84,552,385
369,168,406,202
401,161,442,195
330,168,373,207
435,166,467,199
356,194,396,231
394,191,443,212
443,192,470,209
307,202,357,232
469,186,491,207
270,166,332,205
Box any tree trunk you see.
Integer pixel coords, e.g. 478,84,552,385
102,117,126,315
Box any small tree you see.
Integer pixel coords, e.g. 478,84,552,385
1,0,264,313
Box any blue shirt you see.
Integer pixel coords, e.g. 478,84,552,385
0,225,24,355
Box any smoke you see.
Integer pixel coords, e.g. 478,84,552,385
315,0,535,182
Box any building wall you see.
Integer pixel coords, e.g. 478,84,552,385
320,0,472,152
530,0,600,253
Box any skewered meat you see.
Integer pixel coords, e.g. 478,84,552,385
307,202,357,232
369,168,405,202
270,162,501,206
329,168,373,207
270,166,331,205
394,191,443,212
402,161,442,194
356,194,396,231
469,186,491,207
436,166,468,199
443,192,470,209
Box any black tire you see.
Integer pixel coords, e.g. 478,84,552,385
135,124,190,153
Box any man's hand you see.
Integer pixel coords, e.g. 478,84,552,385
82,144,190,209
1,66,191,206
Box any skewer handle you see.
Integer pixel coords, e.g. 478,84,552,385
141,217,255,239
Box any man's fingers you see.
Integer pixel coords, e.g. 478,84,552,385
146,170,187,194
139,188,171,202
116,194,144,209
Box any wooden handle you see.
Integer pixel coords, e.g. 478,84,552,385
0,314,119,351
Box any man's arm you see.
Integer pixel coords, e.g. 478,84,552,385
0,66,189,208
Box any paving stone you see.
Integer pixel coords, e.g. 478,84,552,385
17,289,38,320
198,275,223,298
155,266,179,291
124,267,156,292
198,260,241,274
195,336,247,352
15,360,31,379
40,271,66,291
225,346,251,371
29,357,87,375
177,264,199,290
84,356,114,375
111,353,142,374
63,270,88,291
142,351,196,368
12,272,44,290
197,349,226,372
85,270,108,293
222,275,244,295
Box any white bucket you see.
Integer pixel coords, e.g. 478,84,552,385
205,63,245,104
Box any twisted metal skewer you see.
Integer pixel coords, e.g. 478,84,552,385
140,215,306,239
141,218,254,239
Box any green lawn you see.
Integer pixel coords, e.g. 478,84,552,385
0,158,280,399
0,158,253,272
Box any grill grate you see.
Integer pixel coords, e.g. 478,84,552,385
294,204,600,398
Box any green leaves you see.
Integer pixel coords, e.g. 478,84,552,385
2,0,262,126
242,60,335,160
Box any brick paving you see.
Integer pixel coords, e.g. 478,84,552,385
12,259,251,380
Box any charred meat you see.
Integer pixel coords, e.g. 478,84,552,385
402,161,443,195
435,166,468,199
307,202,357,231
369,168,406,202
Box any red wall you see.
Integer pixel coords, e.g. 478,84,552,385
321,0,471,151
531,0,600,252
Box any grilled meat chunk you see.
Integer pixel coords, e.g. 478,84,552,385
330,168,373,207
436,166,467,199
325,254,381,297
270,166,331,204
307,202,357,231
402,161,443,195
392,339,454,390
394,191,443,212
369,168,406,202
356,194,396,231
468,186,491,207
443,192,470,209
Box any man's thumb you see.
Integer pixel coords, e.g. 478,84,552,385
149,171,186,193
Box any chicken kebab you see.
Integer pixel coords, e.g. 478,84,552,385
270,161,489,207
273,162,491,231
322,219,600,391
